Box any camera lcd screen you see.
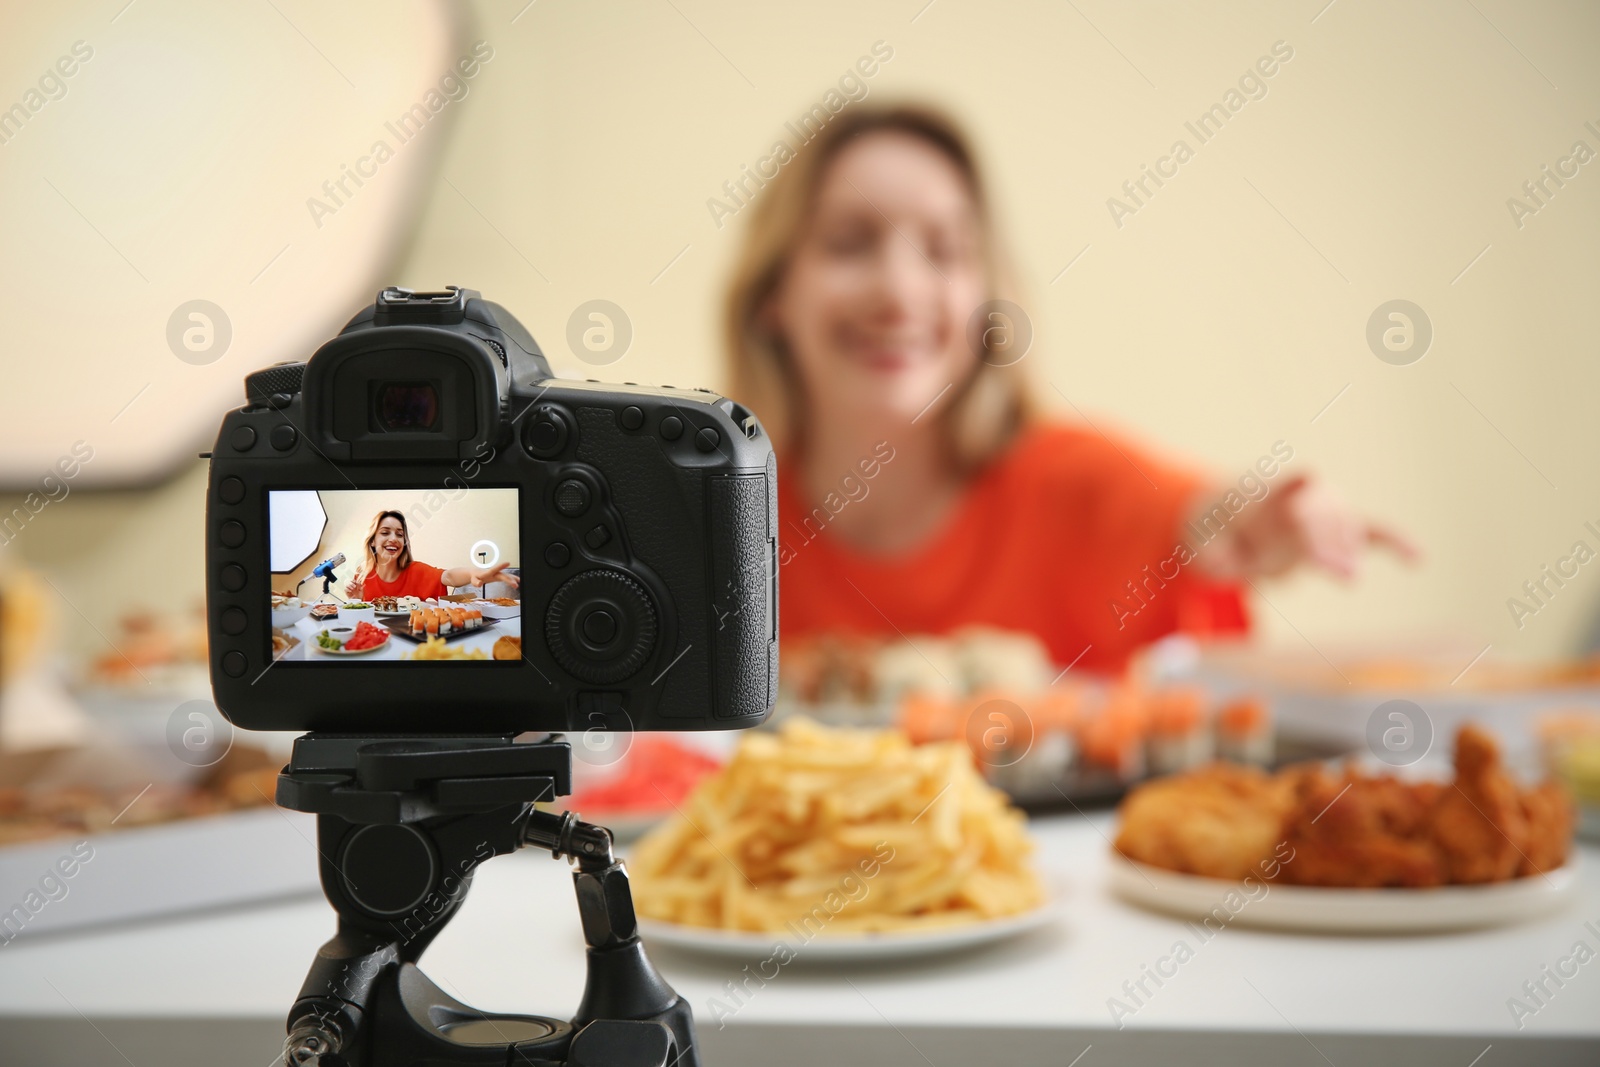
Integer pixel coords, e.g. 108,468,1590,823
268,488,521,664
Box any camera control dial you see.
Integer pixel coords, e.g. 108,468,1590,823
544,569,657,684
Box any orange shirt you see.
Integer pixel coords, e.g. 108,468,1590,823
777,423,1248,674
360,561,449,601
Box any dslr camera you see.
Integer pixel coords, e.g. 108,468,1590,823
205,286,777,735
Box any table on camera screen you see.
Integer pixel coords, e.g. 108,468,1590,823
276,611,522,661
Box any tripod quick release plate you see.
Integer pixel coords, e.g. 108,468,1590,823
276,734,573,824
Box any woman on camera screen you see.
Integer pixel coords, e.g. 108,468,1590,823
344,510,518,601
724,104,1414,673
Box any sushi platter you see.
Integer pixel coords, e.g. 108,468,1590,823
385,611,502,643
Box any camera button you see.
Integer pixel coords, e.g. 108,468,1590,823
270,424,298,451
523,407,571,459
659,415,683,441
582,609,617,645
555,480,591,517
221,564,247,592
695,426,722,453
220,607,247,636
221,650,248,678
219,520,246,549
229,426,257,451
544,541,572,568
585,524,611,549
620,405,644,431
219,476,246,505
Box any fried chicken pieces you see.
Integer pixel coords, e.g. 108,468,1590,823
1113,762,1297,881
1116,725,1574,887
1425,725,1530,884
1279,767,1446,887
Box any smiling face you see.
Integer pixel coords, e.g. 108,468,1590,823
370,513,408,567
769,130,988,430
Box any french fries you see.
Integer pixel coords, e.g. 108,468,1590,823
404,636,487,660
629,718,1044,934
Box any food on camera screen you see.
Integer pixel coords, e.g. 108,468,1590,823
407,605,483,635
492,635,522,660
1114,725,1575,887
406,636,487,660
630,718,1044,934
340,622,389,651
267,488,519,664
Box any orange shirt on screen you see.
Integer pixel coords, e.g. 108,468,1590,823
776,424,1249,674
360,562,449,601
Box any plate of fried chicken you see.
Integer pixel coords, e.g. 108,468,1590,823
1109,725,1578,932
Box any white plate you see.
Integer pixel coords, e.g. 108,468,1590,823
312,626,390,656
1108,854,1579,933
638,898,1056,961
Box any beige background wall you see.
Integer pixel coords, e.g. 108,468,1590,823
1,0,1597,668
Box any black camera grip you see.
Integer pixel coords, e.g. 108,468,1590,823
707,474,775,721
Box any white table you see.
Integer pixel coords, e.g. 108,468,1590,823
278,612,521,661
1,814,1596,1066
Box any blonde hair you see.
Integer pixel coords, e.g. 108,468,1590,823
722,103,1036,471
358,509,413,582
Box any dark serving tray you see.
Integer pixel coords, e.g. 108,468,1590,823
382,616,502,643
1004,731,1358,814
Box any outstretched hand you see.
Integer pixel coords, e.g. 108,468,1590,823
1195,475,1419,582
472,561,521,589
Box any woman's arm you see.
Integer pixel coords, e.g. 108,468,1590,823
439,561,521,590
1190,475,1418,581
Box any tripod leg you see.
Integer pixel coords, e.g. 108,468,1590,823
571,858,699,1067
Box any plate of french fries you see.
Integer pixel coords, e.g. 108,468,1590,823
627,719,1053,960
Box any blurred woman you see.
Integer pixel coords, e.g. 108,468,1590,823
723,104,1412,672
344,510,518,600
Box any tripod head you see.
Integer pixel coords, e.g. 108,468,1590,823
275,733,697,1067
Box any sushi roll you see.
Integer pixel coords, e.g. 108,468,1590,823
422,608,440,637
464,608,482,629
1146,687,1212,775
1080,684,1148,780
1216,697,1273,766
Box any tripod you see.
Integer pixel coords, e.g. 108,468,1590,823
275,733,698,1067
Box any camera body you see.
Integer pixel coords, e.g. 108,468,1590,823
205,287,777,734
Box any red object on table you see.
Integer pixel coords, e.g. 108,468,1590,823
569,736,723,815
342,621,389,651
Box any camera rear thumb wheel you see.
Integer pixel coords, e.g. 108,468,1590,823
544,569,658,684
